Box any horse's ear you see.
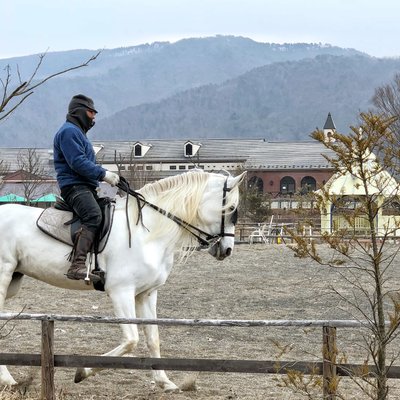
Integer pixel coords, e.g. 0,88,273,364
230,171,247,188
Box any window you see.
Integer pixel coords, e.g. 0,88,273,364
280,177,295,195
134,144,142,157
146,165,153,171
169,165,177,170
248,176,264,193
185,143,193,157
179,165,186,170
300,176,316,194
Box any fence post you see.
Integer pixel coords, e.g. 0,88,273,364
323,325,337,399
41,319,55,400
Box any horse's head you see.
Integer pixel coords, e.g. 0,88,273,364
136,169,246,261
199,171,247,260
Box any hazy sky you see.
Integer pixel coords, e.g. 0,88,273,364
1,0,399,59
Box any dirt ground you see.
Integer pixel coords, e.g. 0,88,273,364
3,243,400,399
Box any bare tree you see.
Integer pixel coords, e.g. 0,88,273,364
0,159,9,178
17,148,54,205
0,50,100,122
285,113,400,399
113,149,155,189
0,160,9,196
373,73,400,141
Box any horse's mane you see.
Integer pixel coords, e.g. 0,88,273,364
123,170,238,260
140,169,239,217
140,169,210,214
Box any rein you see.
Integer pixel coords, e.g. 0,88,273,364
116,176,234,248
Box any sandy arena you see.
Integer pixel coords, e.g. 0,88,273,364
2,243,400,399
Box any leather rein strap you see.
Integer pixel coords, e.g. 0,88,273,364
116,176,233,248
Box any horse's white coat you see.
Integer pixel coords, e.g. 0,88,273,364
0,170,246,390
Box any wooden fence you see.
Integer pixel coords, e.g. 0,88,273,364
0,313,398,400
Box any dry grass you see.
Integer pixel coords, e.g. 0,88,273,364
0,386,69,400
0,386,36,400
0,373,69,400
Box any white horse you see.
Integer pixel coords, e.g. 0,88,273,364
0,170,246,391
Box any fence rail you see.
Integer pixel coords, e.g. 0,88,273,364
0,313,396,400
0,312,373,326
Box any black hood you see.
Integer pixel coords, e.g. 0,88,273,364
66,94,97,133
66,108,95,133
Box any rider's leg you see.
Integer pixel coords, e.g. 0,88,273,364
61,185,102,281
66,226,97,280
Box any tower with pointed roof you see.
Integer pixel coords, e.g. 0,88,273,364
323,112,336,143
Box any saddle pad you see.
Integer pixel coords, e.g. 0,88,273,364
36,207,113,253
37,207,75,246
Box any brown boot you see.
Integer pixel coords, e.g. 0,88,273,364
66,227,100,282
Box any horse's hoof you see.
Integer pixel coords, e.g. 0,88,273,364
165,387,180,393
1,378,17,386
0,366,18,386
163,382,180,393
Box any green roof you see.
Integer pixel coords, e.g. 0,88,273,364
32,194,58,202
0,194,26,202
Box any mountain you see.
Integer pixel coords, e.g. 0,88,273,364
0,36,381,147
93,54,400,141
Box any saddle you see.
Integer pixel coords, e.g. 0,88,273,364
36,197,115,291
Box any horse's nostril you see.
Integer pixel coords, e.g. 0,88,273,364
226,248,232,256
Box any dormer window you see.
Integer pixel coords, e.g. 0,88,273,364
134,143,142,157
185,143,193,156
184,141,201,158
132,142,151,158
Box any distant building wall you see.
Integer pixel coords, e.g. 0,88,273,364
247,170,333,196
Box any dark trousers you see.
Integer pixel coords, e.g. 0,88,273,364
61,185,102,233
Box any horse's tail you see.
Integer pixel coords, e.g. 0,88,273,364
6,272,24,300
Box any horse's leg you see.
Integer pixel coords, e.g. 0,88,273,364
74,288,140,383
136,290,179,392
0,261,19,386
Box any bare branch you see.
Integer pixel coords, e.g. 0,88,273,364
0,50,101,122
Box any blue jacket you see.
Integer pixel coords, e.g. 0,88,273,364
53,121,106,189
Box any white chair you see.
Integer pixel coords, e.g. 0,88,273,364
249,216,274,244
249,223,268,244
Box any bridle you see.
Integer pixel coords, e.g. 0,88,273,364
117,176,236,248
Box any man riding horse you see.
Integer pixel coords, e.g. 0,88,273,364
53,94,120,281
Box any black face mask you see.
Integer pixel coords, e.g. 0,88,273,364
66,108,95,133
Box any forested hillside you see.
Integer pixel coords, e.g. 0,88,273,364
0,36,391,147
94,55,400,141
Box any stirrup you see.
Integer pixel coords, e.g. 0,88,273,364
65,269,102,284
